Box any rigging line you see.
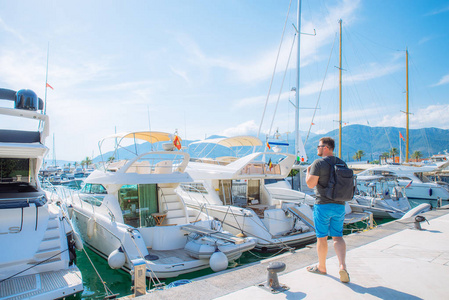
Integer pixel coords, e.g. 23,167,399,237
257,0,294,140
304,32,337,147
219,219,292,251
268,33,297,137
127,229,163,287
81,246,115,297
0,249,68,284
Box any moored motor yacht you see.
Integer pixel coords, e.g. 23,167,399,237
0,88,83,299
358,164,449,202
64,132,256,279
351,175,412,219
177,136,317,252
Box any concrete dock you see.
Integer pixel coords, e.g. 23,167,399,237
126,206,449,299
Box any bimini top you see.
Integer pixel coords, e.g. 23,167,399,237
189,136,262,148
99,131,173,148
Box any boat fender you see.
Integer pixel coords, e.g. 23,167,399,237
209,251,228,272
400,203,431,220
67,205,74,219
87,217,96,239
429,188,433,196
108,247,126,269
74,231,84,250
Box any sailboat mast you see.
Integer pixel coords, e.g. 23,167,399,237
338,19,342,158
405,48,409,162
295,0,302,163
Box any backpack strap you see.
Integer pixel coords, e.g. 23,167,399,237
323,156,337,167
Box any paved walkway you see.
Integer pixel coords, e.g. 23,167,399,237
128,206,449,299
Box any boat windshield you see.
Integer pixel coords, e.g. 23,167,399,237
356,179,402,199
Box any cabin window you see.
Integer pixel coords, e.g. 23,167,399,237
118,184,158,228
80,183,106,206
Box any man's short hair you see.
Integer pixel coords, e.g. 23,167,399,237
320,137,335,150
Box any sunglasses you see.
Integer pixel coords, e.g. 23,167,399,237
317,145,327,148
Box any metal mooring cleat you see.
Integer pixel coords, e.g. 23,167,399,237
257,262,290,294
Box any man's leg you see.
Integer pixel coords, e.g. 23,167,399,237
332,236,346,271
317,237,329,273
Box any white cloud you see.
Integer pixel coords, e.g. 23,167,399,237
168,0,362,85
301,62,401,96
170,66,190,84
377,104,449,129
433,74,449,87
425,5,449,16
0,17,26,42
220,120,261,137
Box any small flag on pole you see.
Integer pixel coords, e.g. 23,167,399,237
268,158,273,171
399,131,405,141
173,135,181,150
266,141,271,150
46,83,54,90
311,122,315,125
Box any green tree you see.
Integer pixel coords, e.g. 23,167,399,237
381,152,390,164
81,156,93,169
108,156,115,163
390,147,399,163
353,150,365,161
411,151,423,160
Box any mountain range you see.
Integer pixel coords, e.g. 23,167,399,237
47,125,449,166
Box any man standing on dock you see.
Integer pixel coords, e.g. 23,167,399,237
305,137,350,283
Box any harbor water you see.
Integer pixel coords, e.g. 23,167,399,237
67,247,279,299
66,216,408,299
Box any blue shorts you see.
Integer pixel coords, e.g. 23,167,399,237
313,203,345,238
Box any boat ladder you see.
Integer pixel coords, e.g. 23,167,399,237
180,224,246,244
287,207,315,230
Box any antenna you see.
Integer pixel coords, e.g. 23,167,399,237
44,42,50,115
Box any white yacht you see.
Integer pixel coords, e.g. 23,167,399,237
177,137,317,252
352,175,412,219
0,88,83,299
265,176,374,229
64,132,256,279
358,165,449,202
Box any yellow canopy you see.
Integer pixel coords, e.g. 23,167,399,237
99,131,176,147
190,136,262,148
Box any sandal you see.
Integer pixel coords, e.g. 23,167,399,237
339,269,350,283
306,265,327,275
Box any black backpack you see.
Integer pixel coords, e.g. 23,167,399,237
323,156,356,201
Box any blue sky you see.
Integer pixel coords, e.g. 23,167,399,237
1,0,448,161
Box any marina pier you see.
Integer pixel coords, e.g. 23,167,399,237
125,205,449,299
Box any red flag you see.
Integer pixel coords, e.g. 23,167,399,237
46,83,54,90
311,122,315,125
173,135,181,150
399,131,405,141
266,141,271,150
